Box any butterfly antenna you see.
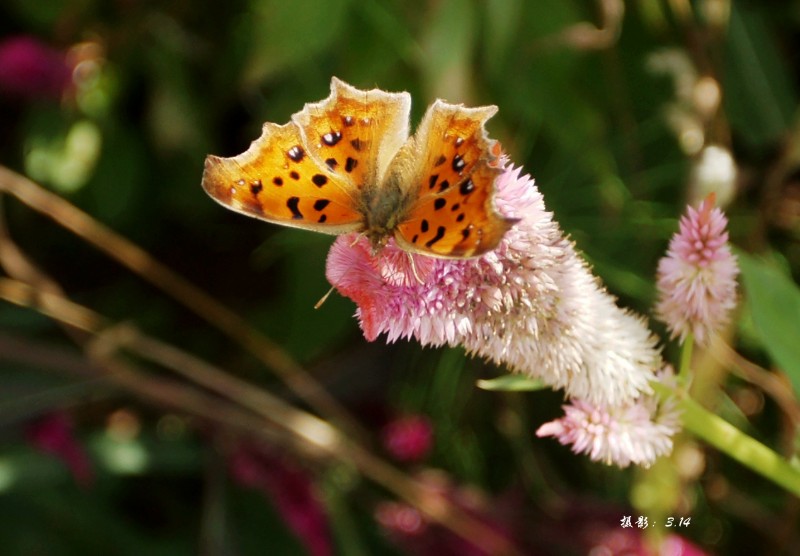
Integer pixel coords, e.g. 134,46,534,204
315,232,367,309
314,285,336,310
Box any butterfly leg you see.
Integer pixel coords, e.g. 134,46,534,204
406,252,424,285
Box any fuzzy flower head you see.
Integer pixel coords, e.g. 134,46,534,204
536,369,682,468
327,163,662,407
656,193,739,345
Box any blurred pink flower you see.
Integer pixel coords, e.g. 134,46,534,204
381,415,434,463
26,411,93,487
375,501,428,536
374,472,514,556
536,370,681,468
228,443,332,556
0,36,73,99
583,525,707,556
655,193,739,345
327,163,661,406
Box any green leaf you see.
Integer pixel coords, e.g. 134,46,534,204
243,0,350,85
737,251,800,395
476,374,549,392
724,4,797,149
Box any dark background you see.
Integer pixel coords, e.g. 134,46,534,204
1,0,799,554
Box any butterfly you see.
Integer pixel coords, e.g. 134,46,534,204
202,77,518,259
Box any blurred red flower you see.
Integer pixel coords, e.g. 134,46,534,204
0,35,73,99
26,411,93,487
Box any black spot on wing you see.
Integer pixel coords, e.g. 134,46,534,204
287,197,303,220
425,226,446,248
322,131,342,146
288,146,304,162
452,154,466,173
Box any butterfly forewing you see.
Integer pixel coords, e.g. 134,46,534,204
293,78,411,189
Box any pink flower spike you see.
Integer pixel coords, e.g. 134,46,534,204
656,193,739,345
327,163,662,406
536,370,682,468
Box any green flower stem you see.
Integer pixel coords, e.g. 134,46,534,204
652,382,800,497
678,333,694,384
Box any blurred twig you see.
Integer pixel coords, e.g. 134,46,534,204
713,338,800,428
533,0,624,52
0,330,292,448
0,276,521,555
0,164,363,439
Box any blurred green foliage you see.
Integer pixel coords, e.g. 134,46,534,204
2,0,800,554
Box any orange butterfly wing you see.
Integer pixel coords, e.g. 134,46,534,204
394,101,517,258
202,78,411,235
293,77,411,191
203,122,362,234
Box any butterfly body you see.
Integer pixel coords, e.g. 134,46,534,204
356,154,414,250
202,78,517,259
